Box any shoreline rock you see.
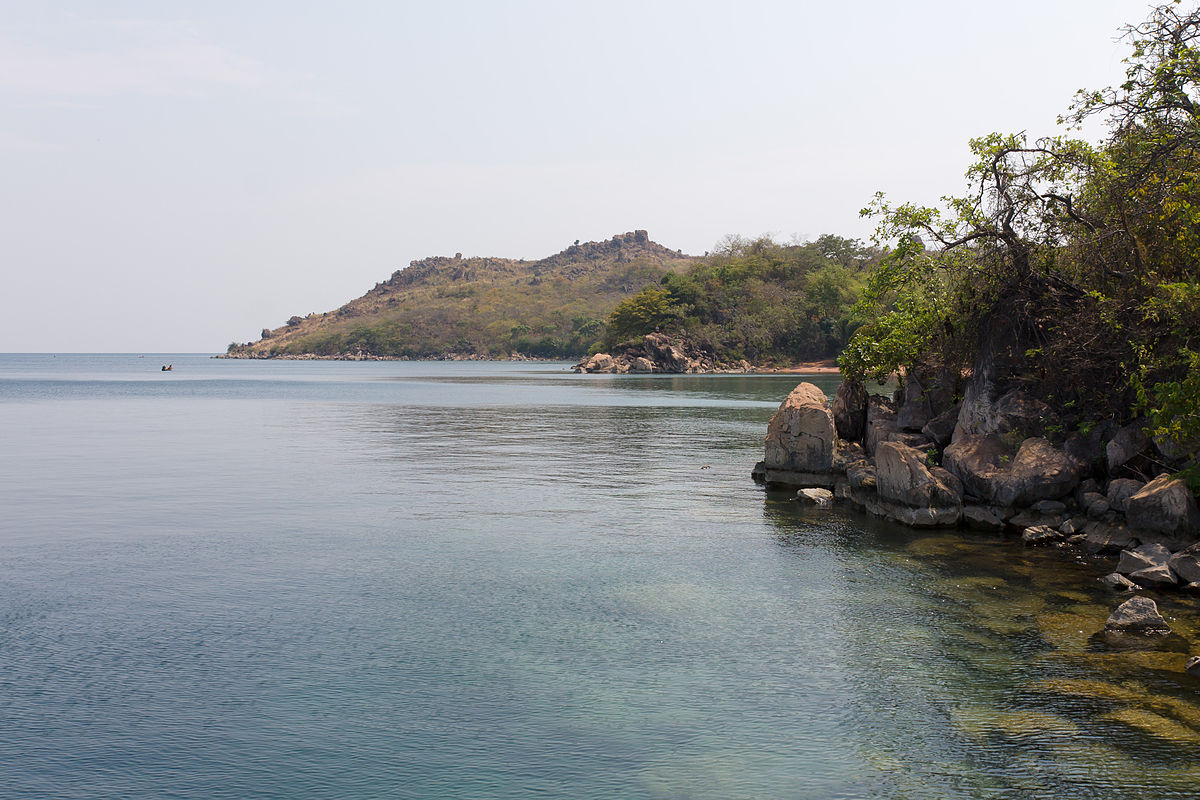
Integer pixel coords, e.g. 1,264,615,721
753,379,1200,593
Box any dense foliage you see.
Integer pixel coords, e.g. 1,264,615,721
840,2,1200,482
604,234,878,364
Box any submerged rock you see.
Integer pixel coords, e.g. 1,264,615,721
796,488,834,506
1104,596,1171,635
1187,656,1200,678
963,504,1005,532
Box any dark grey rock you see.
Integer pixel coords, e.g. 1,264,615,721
1104,596,1171,635
1186,656,1200,678
832,380,868,443
1032,499,1068,515
1099,572,1138,592
963,505,1005,532
832,441,867,471
1116,543,1172,575
1107,420,1152,473
1009,508,1065,530
921,405,960,449
1168,543,1200,584
1107,478,1146,513
1060,517,1087,536
1130,563,1178,587
845,459,877,491
1080,520,1137,554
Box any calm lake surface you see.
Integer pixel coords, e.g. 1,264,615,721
2,354,1198,799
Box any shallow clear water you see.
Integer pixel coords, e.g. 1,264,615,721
1,354,1198,799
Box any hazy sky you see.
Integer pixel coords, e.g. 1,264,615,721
2,1,1149,352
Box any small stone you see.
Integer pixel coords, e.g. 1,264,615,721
1022,525,1063,546
1032,499,1067,514
1183,582,1200,595
796,488,834,507
1187,656,1200,678
1099,573,1138,592
1104,596,1171,635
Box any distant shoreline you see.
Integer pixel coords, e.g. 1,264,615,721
213,352,841,374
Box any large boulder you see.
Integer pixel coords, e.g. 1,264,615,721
832,379,869,443
943,434,1008,500
875,441,963,508
1125,474,1200,540
1104,596,1171,635
943,436,1084,507
763,383,836,473
990,438,1087,507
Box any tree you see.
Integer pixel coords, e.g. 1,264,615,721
604,287,687,345
842,2,1200,478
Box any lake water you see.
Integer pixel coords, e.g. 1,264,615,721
2,354,1198,799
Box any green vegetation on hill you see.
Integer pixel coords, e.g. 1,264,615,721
604,234,879,363
227,230,876,364
841,2,1200,486
228,231,694,360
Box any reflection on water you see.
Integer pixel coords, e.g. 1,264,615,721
0,357,1197,799
762,496,1200,798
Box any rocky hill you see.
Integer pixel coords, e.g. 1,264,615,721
224,231,694,360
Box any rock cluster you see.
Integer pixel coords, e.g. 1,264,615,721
573,333,753,374
752,379,1200,554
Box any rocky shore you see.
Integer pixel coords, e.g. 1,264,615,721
573,333,756,374
753,377,1200,670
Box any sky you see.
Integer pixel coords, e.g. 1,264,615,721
1,0,1153,352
